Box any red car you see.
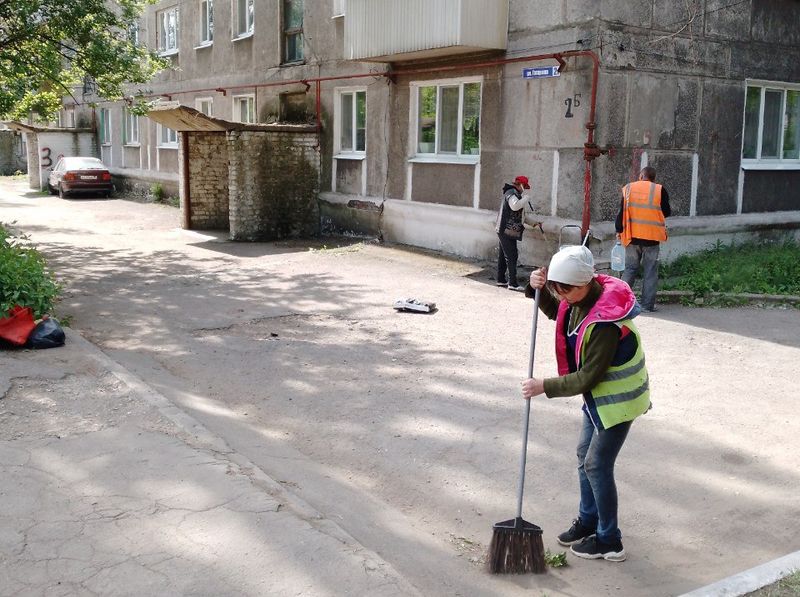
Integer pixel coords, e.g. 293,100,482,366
47,156,113,198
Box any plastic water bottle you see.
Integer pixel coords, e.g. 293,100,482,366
611,240,625,272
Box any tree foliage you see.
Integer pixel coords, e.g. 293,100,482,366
0,0,166,121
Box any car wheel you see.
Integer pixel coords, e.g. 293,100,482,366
48,184,57,195
58,184,67,199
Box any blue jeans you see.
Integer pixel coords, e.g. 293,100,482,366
622,243,660,310
576,412,632,543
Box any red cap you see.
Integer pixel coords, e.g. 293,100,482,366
514,175,530,189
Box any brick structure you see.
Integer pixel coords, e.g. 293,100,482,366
228,128,319,241
181,132,229,230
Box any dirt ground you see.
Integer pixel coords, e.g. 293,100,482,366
2,178,799,596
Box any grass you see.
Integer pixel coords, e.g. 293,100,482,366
659,240,800,300
744,569,800,596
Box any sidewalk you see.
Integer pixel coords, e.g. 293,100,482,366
0,330,420,596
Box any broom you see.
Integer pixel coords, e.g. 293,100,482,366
488,288,546,574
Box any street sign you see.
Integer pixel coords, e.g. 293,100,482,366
522,66,560,79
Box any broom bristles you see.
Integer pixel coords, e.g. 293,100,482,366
488,518,546,574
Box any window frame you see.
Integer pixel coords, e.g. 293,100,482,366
334,87,367,157
409,76,482,164
232,0,254,39
157,6,180,56
99,108,111,146
232,94,256,124
158,124,178,148
741,80,800,170
199,0,214,45
123,109,140,145
282,0,303,64
195,97,214,116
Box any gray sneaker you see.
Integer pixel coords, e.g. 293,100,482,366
507,284,525,292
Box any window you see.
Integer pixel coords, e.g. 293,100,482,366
413,79,481,157
200,0,214,44
99,108,111,145
336,89,366,154
128,22,140,45
233,95,255,123
233,0,254,38
124,109,139,145
196,97,213,116
157,7,179,54
283,0,303,63
159,125,178,147
742,82,800,166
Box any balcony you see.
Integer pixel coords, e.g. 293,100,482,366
344,0,508,62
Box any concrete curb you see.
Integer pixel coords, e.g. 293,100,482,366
678,550,800,596
658,289,800,306
64,328,424,597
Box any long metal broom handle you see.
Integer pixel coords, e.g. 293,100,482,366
516,288,541,519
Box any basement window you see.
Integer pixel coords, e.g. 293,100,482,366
411,77,481,162
742,81,800,170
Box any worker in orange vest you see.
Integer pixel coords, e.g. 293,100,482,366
615,166,671,312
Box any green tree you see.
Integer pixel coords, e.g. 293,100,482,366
0,0,166,121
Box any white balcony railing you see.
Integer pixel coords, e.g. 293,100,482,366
344,0,508,62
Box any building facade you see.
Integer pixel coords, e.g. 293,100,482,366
61,0,800,262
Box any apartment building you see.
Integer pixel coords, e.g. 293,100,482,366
67,0,800,260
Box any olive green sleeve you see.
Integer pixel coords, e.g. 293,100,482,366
542,324,620,398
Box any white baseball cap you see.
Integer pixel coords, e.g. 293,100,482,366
547,245,595,286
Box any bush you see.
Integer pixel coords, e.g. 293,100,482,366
0,223,61,318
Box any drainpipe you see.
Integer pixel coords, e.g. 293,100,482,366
181,131,192,230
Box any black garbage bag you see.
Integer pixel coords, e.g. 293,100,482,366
26,318,66,349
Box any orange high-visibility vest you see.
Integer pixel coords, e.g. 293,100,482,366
620,180,667,246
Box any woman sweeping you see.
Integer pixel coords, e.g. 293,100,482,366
522,245,651,562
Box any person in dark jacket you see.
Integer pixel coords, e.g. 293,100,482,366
495,175,531,291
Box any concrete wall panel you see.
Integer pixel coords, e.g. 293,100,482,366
647,152,693,218
742,171,800,213
335,159,363,196
751,0,800,46
601,0,651,27
625,74,699,150
696,80,744,216
704,0,751,41
410,163,474,207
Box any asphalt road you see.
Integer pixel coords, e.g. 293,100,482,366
2,178,799,596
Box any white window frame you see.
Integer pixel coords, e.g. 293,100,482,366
199,0,214,45
196,97,214,116
409,76,482,164
128,21,140,46
334,87,367,157
232,94,256,124
99,108,111,146
741,80,800,170
123,109,140,145
157,6,180,56
158,124,178,148
232,0,254,39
